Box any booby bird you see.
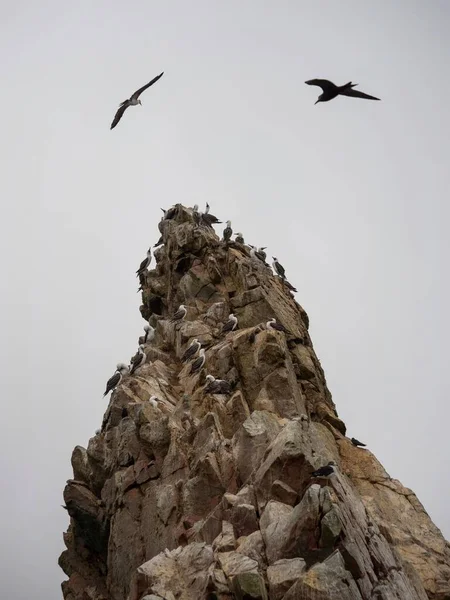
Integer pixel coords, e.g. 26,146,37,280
351,438,367,448
143,324,155,344
161,206,178,220
149,395,159,407
190,348,206,375
181,338,201,362
222,221,233,244
250,246,268,264
170,304,187,323
201,203,221,227
130,345,146,374
222,313,238,333
272,257,286,280
235,233,245,244
103,363,129,397
311,461,337,478
266,318,290,334
136,249,152,277
204,374,233,395
284,280,298,293
305,79,380,105
110,71,164,129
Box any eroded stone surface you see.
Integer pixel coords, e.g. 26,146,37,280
60,205,450,600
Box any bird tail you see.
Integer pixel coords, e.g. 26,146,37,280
342,81,357,89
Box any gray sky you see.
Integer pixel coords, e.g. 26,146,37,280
1,1,449,598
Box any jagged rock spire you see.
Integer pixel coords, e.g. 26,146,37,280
60,205,450,600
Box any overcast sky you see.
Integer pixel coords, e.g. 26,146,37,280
1,1,449,598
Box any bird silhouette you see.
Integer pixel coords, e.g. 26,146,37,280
305,79,380,104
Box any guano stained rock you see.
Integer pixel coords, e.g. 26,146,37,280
60,204,450,600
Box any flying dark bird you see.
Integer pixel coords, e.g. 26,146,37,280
170,304,187,323
130,345,146,374
181,338,201,362
204,374,232,395
103,363,129,397
311,461,337,478
266,318,290,334
305,79,380,105
143,324,155,344
272,257,286,280
110,71,164,129
222,313,238,333
201,203,221,227
190,348,206,375
136,249,152,277
351,438,367,448
235,232,245,244
222,220,233,244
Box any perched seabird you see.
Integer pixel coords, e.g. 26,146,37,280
190,348,206,375
149,395,159,407
235,233,245,244
222,221,233,244
110,71,164,129
201,203,221,227
266,318,290,334
136,248,152,277
250,246,267,264
284,280,298,293
181,338,201,362
143,324,155,344
222,313,238,333
311,461,337,478
103,363,129,397
204,374,232,395
130,345,146,374
272,257,286,280
161,206,178,220
154,235,164,248
351,438,367,448
170,304,187,323
192,204,201,225
305,79,380,105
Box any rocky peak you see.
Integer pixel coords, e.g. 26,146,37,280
59,204,450,600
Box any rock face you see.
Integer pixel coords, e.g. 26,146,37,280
59,205,450,600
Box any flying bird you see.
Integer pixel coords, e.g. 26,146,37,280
181,338,201,362
110,71,164,129
190,348,206,375
272,257,286,280
311,461,337,478
305,79,380,105
136,249,152,277
204,374,233,395
351,438,367,448
222,313,238,333
103,363,129,397
130,345,146,374
170,304,187,323
222,221,233,244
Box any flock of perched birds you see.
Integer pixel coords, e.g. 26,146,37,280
102,202,368,480
110,72,380,129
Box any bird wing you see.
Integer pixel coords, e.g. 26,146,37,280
339,87,380,101
305,79,336,93
110,102,130,129
131,72,164,100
